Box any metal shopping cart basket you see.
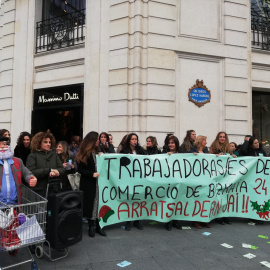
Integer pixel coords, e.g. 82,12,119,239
0,185,47,270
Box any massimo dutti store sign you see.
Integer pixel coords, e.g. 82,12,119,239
33,85,83,109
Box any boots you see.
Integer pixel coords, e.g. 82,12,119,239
88,219,96,238
96,219,107,236
165,221,172,231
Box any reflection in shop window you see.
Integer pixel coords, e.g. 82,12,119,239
42,0,86,20
36,0,86,53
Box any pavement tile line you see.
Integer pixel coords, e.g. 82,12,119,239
1,219,270,269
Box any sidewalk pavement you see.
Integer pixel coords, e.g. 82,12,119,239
1,218,270,270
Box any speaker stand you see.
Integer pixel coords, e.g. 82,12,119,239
35,240,69,262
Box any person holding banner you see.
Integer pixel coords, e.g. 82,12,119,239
162,133,174,153
179,130,196,153
240,136,266,157
144,136,161,155
209,131,232,156
189,135,211,229
76,131,106,238
163,136,182,231
120,133,145,231
210,131,233,225
240,136,266,225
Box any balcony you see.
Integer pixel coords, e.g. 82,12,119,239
36,10,85,53
251,15,270,51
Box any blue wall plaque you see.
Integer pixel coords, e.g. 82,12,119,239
188,80,211,107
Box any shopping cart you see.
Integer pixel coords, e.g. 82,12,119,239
0,184,47,270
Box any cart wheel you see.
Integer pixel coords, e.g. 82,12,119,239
8,249,18,256
35,245,44,259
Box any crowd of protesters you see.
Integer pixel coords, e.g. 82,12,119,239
0,128,267,238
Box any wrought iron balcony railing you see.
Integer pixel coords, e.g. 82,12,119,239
36,9,85,53
251,15,270,51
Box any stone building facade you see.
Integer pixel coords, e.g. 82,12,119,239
0,0,268,149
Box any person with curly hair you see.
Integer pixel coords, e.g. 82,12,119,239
26,130,64,197
14,132,32,165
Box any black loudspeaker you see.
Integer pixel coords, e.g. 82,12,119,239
46,190,83,249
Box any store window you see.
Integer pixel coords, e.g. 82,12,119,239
252,91,270,154
32,85,84,143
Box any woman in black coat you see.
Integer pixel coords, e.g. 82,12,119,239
241,136,267,157
99,132,115,153
76,131,106,238
240,136,266,224
26,130,64,197
162,136,182,231
120,133,145,231
144,136,161,155
14,132,32,166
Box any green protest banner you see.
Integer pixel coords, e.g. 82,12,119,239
97,154,270,228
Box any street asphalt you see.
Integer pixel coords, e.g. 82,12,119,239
1,218,270,270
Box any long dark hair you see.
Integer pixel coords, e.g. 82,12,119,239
248,136,259,149
99,132,109,142
17,132,32,148
168,136,180,153
122,133,142,153
76,131,100,164
182,130,195,152
163,133,174,152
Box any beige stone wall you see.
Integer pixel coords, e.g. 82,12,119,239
0,0,15,131
109,0,252,145
0,0,265,148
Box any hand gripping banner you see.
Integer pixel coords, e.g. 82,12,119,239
97,154,270,228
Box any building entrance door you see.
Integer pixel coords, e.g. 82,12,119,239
252,91,270,155
32,84,83,143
